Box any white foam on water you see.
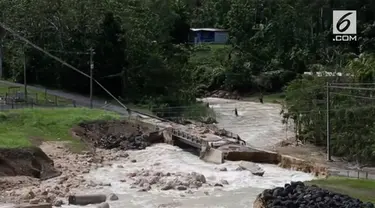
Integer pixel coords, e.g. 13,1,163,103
1,97,314,208
65,143,314,208
201,97,288,149
85,144,313,191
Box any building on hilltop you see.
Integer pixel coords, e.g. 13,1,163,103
189,28,228,44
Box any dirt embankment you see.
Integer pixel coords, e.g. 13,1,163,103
0,119,162,185
72,119,164,150
0,142,129,205
205,90,241,100
0,147,60,180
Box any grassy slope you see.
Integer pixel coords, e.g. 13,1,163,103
190,44,229,61
0,108,120,149
306,177,375,203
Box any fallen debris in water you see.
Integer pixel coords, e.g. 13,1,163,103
237,161,265,176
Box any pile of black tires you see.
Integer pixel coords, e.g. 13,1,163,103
260,181,374,208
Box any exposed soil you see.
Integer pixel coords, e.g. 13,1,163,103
272,138,375,175
0,146,60,180
72,119,164,150
205,90,241,100
0,141,128,205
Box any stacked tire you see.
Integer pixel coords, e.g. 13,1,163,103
258,181,374,208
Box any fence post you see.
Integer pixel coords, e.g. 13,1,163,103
35,93,38,104
11,101,13,109
326,82,332,161
55,96,57,106
44,89,47,104
73,100,76,108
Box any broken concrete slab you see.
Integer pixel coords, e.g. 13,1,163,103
201,148,224,164
238,161,265,176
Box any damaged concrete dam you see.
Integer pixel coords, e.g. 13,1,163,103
1,98,317,208
65,98,317,208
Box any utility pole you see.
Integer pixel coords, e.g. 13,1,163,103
0,41,3,79
23,46,27,102
0,26,6,80
89,48,94,109
326,82,331,161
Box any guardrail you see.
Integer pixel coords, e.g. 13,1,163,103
171,128,209,149
328,169,375,180
0,93,76,111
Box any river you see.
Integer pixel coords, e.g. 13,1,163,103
59,98,313,208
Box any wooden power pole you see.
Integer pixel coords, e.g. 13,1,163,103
89,48,94,109
23,46,27,102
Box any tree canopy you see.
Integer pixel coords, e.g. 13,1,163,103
1,0,375,162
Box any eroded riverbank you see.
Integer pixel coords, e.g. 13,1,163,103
0,98,316,207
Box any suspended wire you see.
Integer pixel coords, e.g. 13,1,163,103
142,104,375,116
330,92,375,100
329,86,375,91
330,82,375,86
46,49,92,55
0,22,129,110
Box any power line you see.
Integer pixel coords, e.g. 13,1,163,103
0,21,128,110
140,95,375,111
330,82,375,86
330,92,375,100
329,85,375,91
146,104,375,117
46,49,94,55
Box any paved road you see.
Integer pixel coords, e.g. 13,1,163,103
0,80,130,115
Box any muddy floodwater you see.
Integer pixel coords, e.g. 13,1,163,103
0,98,314,208
64,98,312,208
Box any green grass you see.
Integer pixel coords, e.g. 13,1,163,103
190,44,231,64
180,102,216,121
243,92,285,104
0,83,72,105
0,108,120,149
306,177,375,203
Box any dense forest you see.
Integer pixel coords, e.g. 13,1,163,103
1,0,375,163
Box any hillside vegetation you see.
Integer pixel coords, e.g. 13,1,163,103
2,0,375,162
0,108,119,149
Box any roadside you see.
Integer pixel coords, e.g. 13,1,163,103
0,80,130,115
0,82,72,106
273,137,375,178
306,176,375,203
